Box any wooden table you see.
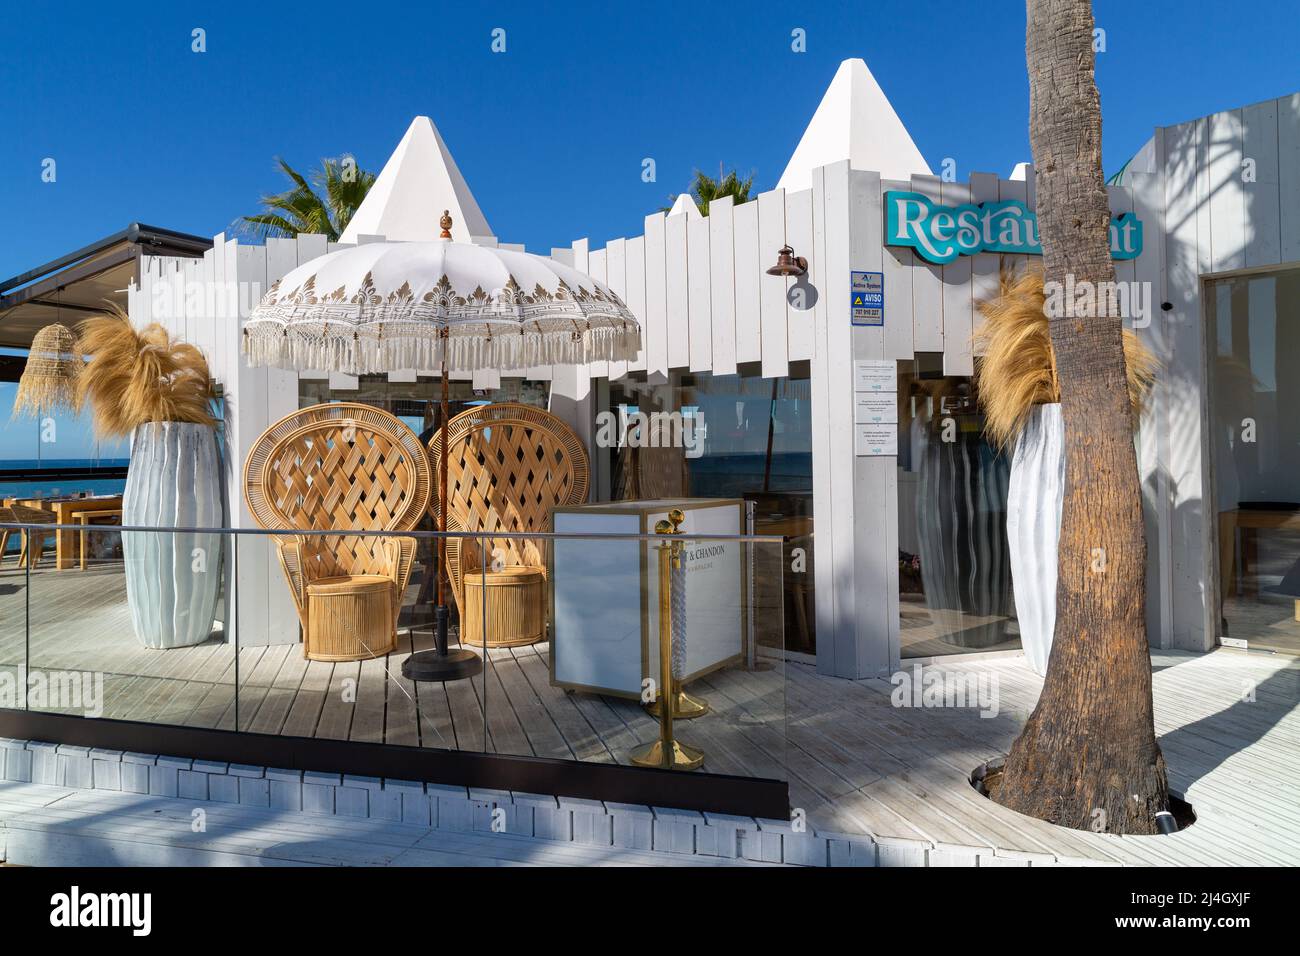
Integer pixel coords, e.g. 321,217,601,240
72,507,123,570
23,496,125,570
1218,508,1300,599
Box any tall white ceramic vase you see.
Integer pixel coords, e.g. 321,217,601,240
122,421,225,649
1006,403,1064,676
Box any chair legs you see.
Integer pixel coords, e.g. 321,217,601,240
0,529,8,568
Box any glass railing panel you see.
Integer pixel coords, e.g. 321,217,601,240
6,520,790,793
22,526,236,725
234,529,485,754
545,523,787,781
0,523,28,712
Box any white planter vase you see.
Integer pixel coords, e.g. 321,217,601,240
122,422,225,649
1006,403,1064,676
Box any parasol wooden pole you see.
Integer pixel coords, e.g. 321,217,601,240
436,337,450,654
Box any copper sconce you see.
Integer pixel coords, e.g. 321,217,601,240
766,244,807,277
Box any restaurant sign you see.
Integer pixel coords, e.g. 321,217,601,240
884,190,1143,265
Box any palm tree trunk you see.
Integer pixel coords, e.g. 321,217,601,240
993,0,1168,834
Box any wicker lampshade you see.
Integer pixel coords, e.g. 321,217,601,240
13,323,82,419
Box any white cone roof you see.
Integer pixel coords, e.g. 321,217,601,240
339,116,493,244
776,58,932,192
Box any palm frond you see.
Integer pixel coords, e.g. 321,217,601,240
239,155,375,240
667,165,757,215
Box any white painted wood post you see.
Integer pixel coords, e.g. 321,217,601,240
810,162,897,678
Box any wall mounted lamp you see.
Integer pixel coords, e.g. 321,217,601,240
766,244,807,278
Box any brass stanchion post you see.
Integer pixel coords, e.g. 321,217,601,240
630,509,704,770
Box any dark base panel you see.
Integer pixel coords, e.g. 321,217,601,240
0,710,790,820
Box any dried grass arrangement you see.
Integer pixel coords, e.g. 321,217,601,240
12,323,81,420
974,266,1157,448
76,307,216,439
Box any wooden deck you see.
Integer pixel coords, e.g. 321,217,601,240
3,560,1299,865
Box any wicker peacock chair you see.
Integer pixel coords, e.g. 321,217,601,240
245,403,432,661
429,402,589,647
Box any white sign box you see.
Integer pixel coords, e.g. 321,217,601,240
551,499,746,698
855,425,898,456
855,394,898,425
853,359,897,392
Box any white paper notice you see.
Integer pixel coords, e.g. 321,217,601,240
855,425,898,456
853,359,897,392
854,394,898,425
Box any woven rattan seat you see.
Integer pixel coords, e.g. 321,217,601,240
429,402,588,646
245,403,432,661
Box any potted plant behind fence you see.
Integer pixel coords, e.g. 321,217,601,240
975,267,1156,675
77,309,224,649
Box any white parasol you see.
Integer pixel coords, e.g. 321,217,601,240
243,219,639,374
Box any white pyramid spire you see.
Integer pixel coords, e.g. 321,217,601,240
340,116,493,244
667,192,703,219
776,58,932,192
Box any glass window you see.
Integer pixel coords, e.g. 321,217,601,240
608,370,815,654
897,363,1019,658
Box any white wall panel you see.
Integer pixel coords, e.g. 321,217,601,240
643,213,668,378
910,174,944,352
707,195,737,376
1242,99,1282,268
625,235,647,374
940,179,974,376
733,200,762,366
605,237,629,380
784,188,815,362
686,215,712,372
587,247,609,379
664,212,689,371
1280,93,1300,262
757,188,789,378
879,179,915,360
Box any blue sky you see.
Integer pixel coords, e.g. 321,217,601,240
2,0,1297,283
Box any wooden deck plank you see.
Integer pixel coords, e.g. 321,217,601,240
314,661,361,741
512,645,614,763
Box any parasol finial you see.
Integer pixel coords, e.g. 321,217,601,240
439,210,452,239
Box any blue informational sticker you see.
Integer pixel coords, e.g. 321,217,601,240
851,271,884,326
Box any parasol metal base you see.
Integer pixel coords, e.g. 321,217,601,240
402,648,482,682
643,689,710,720
403,604,482,682
629,739,704,771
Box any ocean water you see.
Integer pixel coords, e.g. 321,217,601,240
0,459,128,498
0,476,127,500
1,459,128,553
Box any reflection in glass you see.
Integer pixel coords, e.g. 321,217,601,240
608,370,814,654
897,364,1018,658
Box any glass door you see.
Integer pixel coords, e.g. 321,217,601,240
1208,267,1300,655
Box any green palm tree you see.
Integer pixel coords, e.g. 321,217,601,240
240,156,377,241
666,164,756,216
